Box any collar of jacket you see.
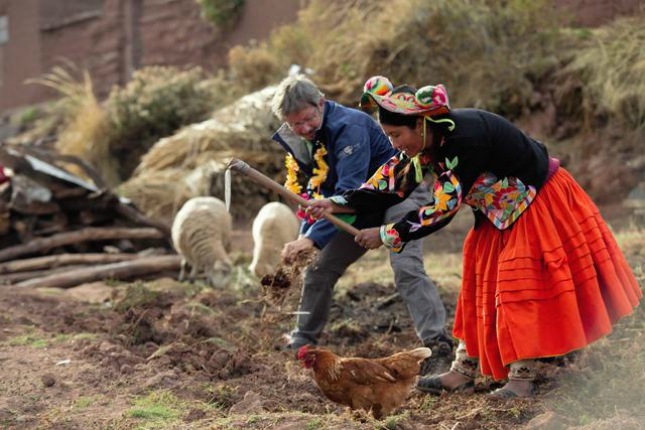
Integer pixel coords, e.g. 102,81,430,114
272,101,331,174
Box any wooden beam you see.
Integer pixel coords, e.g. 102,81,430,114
0,227,165,262
0,253,140,274
12,255,181,289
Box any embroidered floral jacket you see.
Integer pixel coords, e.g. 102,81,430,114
335,108,550,252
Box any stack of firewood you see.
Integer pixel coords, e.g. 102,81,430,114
0,143,180,289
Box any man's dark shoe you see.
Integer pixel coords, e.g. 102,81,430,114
420,334,455,375
278,333,312,358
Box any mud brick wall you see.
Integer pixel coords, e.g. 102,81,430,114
0,0,301,111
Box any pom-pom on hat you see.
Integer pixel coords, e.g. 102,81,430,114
360,75,450,116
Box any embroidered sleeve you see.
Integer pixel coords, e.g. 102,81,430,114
360,155,407,197
379,223,403,252
382,169,463,251
464,173,537,229
341,154,425,213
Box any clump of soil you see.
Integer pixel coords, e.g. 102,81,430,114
260,249,315,307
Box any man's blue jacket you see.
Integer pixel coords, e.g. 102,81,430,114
272,100,396,248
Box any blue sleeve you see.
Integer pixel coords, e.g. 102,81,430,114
301,219,340,249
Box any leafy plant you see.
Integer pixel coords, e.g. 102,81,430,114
196,0,245,29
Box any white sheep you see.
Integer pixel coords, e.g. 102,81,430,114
249,201,300,277
171,196,232,287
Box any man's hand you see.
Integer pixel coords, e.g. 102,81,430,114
354,227,383,250
281,237,315,264
305,199,334,220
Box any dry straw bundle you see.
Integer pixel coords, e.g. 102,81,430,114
120,87,286,224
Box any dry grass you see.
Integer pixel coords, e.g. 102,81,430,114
230,0,561,115
119,86,286,224
556,15,645,131
26,65,120,185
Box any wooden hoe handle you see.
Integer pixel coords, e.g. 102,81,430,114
227,158,360,237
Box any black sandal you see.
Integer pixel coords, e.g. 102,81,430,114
488,383,536,399
416,376,475,395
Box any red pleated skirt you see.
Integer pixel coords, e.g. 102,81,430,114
453,168,642,380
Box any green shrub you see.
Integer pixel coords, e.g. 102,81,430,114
105,66,216,179
196,0,245,29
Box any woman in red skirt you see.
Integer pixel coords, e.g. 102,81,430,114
307,76,642,398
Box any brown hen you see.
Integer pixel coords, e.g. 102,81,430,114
296,345,432,419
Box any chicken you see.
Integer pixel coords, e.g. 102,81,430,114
296,345,432,419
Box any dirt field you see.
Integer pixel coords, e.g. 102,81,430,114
0,209,643,429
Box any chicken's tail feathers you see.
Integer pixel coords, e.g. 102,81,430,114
408,347,433,360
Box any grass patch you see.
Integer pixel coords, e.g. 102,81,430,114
73,396,98,409
125,390,183,424
207,383,237,409
53,332,99,343
4,334,48,348
113,282,163,313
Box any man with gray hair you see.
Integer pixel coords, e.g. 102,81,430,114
271,74,452,372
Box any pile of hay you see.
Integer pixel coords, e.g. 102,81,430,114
119,86,286,225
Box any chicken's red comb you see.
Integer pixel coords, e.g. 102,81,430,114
296,345,310,360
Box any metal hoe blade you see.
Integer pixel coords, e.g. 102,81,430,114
224,167,232,212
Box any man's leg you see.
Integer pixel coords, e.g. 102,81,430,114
288,231,366,348
386,183,448,346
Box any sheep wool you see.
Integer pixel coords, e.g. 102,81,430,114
249,202,299,277
171,196,232,287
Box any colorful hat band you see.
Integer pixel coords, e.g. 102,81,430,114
360,75,450,116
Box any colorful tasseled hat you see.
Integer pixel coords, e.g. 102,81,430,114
360,75,450,116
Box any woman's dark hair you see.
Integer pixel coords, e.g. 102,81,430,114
377,85,419,128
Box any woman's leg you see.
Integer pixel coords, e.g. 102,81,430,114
417,341,478,393
490,359,537,398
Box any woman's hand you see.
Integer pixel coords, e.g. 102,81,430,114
305,199,334,220
354,227,383,250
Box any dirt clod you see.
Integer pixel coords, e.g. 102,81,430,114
41,374,56,387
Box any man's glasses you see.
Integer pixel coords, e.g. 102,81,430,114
286,106,321,131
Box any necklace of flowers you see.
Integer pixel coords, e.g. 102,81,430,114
284,145,329,222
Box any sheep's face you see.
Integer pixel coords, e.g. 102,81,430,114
208,260,232,288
